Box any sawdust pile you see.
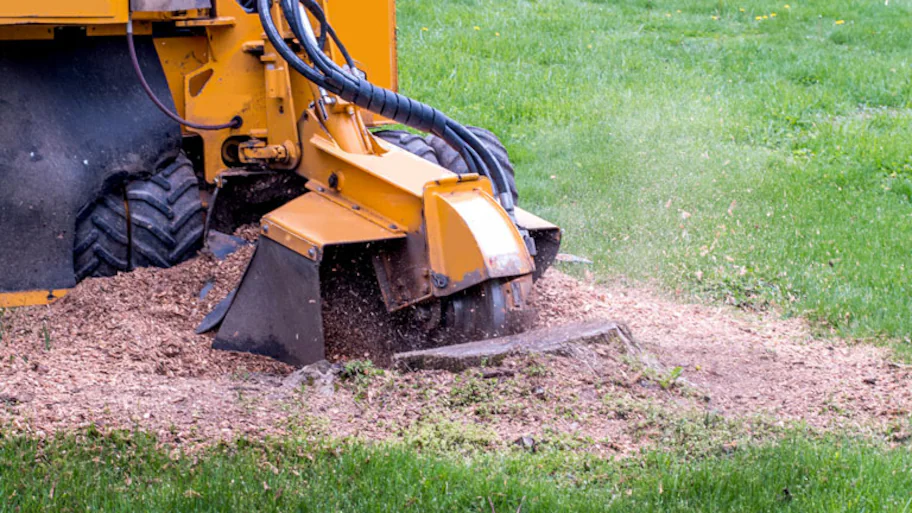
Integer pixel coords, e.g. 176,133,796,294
1,236,910,445
1,243,289,380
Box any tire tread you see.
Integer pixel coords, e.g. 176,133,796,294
127,154,205,269
425,126,519,203
73,152,204,281
373,129,440,165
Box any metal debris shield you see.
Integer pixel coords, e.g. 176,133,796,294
211,238,324,366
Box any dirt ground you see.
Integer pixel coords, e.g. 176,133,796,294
1,239,910,451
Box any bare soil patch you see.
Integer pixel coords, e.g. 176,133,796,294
531,273,912,432
1,242,910,449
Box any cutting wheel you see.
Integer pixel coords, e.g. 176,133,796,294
318,246,537,362
440,277,535,343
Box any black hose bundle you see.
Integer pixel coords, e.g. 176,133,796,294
255,0,516,215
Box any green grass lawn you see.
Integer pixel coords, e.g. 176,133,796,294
397,0,912,342
2,431,912,512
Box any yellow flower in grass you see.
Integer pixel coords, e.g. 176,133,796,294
473,26,480,30
711,15,719,20
421,27,428,32
784,4,791,8
740,7,745,12
755,15,762,20
770,12,777,17
835,19,845,25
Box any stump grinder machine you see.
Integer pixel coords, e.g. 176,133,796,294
0,0,561,366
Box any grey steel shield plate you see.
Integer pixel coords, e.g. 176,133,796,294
213,237,325,366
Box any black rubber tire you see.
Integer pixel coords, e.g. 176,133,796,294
74,194,131,281
373,129,440,165
73,153,204,280
426,126,519,204
127,155,205,269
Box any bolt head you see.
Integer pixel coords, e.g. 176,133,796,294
431,273,449,289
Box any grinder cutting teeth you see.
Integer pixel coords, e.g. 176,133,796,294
0,0,561,366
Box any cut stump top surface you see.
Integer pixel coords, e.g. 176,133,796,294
393,320,632,372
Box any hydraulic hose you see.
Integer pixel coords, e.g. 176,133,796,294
126,18,242,131
292,0,515,212
257,0,516,213
296,0,357,71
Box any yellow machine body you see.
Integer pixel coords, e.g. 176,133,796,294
0,1,560,365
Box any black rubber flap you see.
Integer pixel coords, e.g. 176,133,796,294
528,227,562,282
213,238,325,366
0,37,180,292
196,289,236,334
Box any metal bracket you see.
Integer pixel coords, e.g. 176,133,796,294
238,139,299,165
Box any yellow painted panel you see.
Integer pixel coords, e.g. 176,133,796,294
263,193,404,258
0,0,124,20
0,26,54,39
323,0,397,91
424,180,533,294
154,36,209,129
316,136,456,197
0,289,68,308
